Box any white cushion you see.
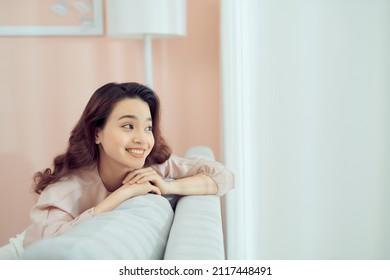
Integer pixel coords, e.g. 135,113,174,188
164,195,225,259
20,194,174,259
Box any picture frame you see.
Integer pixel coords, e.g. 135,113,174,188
0,0,103,36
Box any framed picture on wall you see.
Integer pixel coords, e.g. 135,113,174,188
0,0,103,36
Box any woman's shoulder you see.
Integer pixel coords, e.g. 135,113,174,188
151,153,192,168
41,166,101,199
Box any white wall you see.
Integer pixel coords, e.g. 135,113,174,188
221,0,390,259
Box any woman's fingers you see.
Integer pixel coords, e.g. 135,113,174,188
122,168,159,185
121,168,167,194
122,168,147,184
121,181,161,197
134,182,161,196
149,185,161,195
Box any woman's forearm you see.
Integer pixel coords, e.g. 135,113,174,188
94,182,161,214
164,174,218,196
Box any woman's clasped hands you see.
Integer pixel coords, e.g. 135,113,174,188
122,167,172,196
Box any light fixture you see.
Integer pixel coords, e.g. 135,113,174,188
106,0,187,88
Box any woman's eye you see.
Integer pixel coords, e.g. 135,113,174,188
123,124,134,129
145,126,153,132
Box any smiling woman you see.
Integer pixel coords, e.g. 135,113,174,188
95,98,156,190
0,82,235,259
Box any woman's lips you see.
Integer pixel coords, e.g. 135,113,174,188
126,148,145,158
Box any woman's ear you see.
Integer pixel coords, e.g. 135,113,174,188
95,128,101,144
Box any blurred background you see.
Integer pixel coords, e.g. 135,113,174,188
1,0,389,260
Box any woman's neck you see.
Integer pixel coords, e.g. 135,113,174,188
97,162,130,192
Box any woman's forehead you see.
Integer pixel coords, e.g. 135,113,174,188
110,98,151,119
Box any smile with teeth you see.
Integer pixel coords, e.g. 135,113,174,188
126,148,145,158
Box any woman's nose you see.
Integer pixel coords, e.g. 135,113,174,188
132,137,143,144
132,130,145,144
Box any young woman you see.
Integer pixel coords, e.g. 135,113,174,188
0,82,234,258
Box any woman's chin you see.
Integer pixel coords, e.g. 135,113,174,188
129,160,146,170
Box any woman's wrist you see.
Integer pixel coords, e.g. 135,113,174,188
161,181,179,195
95,188,133,214
161,175,217,196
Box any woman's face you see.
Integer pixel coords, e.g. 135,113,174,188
95,98,155,172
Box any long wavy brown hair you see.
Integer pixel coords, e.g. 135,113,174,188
33,82,172,194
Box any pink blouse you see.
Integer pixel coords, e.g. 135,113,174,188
23,155,234,248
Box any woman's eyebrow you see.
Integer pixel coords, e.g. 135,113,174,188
118,114,137,120
118,115,152,122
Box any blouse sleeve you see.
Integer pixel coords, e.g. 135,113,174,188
151,154,235,196
23,182,96,248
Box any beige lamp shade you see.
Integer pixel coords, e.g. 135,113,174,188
106,0,187,38
106,0,187,87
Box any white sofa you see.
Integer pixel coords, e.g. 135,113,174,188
17,146,225,260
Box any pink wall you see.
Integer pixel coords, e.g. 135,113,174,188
0,0,221,245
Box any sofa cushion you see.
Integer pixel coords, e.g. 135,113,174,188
164,195,225,259
20,194,174,259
